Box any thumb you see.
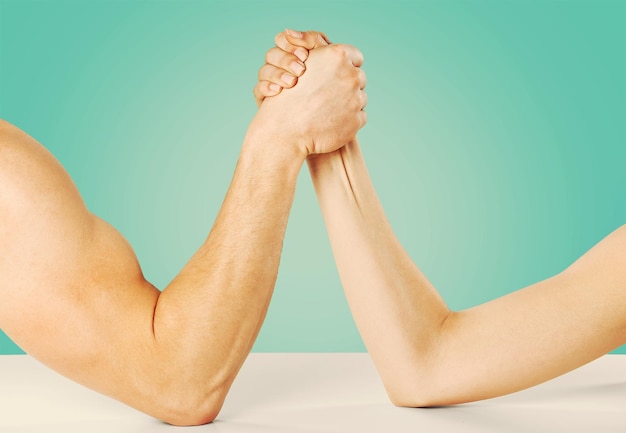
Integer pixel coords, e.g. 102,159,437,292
274,29,330,62
285,29,330,49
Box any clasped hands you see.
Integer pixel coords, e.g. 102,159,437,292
2,24,624,429
247,29,367,158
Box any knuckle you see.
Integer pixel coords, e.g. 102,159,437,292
265,48,279,65
264,81,279,96
344,67,360,86
274,32,284,45
351,95,362,110
258,64,273,80
334,44,348,55
327,43,344,56
272,50,298,69
287,77,298,88
257,65,265,80
258,82,270,95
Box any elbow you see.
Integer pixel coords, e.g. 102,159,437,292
162,406,219,427
148,382,228,426
154,394,223,426
385,311,462,408
384,311,476,408
382,351,459,408
380,361,449,408
388,391,450,409
384,370,477,409
386,380,446,409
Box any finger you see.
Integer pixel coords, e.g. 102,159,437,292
258,63,298,88
358,110,368,128
265,47,305,77
284,29,330,50
357,68,367,90
335,44,364,67
253,81,282,107
274,31,308,62
359,90,368,110
275,29,330,62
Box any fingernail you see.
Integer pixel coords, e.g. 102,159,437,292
269,83,281,92
294,48,308,62
281,73,295,86
285,28,303,38
290,61,305,76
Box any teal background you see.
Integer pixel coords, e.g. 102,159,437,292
1,0,624,355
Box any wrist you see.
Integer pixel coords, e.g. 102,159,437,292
241,117,307,173
245,112,309,157
307,140,359,170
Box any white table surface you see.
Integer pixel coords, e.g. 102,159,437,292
0,353,624,432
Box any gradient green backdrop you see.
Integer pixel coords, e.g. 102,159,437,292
1,0,624,355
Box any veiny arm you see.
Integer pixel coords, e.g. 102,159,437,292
0,118,301,426
0,42,366,426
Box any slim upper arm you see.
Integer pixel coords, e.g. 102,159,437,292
420,225,626,406
557,224,626,338
564,225,626,297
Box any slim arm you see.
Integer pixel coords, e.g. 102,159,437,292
308,139,626,406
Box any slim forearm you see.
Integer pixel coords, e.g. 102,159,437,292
434,228,626,405
307,140,450,390
309,140,626,407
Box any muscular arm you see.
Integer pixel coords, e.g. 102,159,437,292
0,42,366,426
0,118,302,426
259,30,626,406
308,141,626,406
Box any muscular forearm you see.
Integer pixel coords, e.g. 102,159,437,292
308,140,626,407
149,123,305,423
0,41,366,426
121,44,364,424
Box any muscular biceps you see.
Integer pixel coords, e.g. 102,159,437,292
0,41,367,425
0,118,158,375
0,118,98,329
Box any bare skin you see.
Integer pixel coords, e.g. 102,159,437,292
256,29,626,406
0,42,366,426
